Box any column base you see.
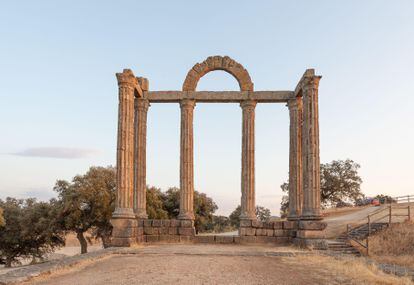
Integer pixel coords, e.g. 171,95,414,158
178,213,195,220
112,207,136,219
110,216,138,247
287,215,301,221
135,209,148,219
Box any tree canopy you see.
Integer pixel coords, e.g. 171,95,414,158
229,205,272,227
280,159,364,216
0,198,64,267
53,166,116,253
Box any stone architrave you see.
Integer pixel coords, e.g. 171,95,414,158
178,99,196,220
240,100,257,220
112,69,138,219
134,98,150,219
287,97,303,220
301,76,323,220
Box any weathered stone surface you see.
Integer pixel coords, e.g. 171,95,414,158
256,228,267,236
287,97,303,221
283,221,297,230
112,69,137,220
152,219,162,227
182,56,253,92
178,99,196,220
134,98,149,219
299,221,327,230
143,227,154,235
178,227,195,236
180,220,194,228
145,235,160,242
215,236,234,244
240,219,252,227
112,227,136,238
159,235,180,243
251,220,262,228
296,230,326,239
144,219,152,227
301,75,323,220
273,221,283,229
159,227,168,235
245,227,256,236
194,235,215,243
161,219,171,227
166,227,177,235
293,237,328,250
145,91,294,103
266,229,274,237
239,236,257,244
240,101,257,220
274,229,289,237
111,237,136,247
170,219,180,227
179,236,194,243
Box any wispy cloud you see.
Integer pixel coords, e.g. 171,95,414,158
11,147,100,159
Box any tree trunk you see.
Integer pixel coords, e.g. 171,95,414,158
101,235,111,248
5,257,12,268
76,231,88,254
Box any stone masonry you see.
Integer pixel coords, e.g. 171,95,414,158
110,56,326,248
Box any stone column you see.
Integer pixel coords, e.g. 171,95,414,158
178,99,196,220
111,69,138,246
113,69,137,219
301,76,322,220
134,98,150,219
240,100,257,220
287,97,303,220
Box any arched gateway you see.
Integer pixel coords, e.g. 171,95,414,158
111,56,327,248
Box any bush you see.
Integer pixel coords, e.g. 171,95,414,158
0,198,64,267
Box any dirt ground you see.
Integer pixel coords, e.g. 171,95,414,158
22,244,412,285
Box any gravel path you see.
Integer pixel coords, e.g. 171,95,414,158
17,245,355,285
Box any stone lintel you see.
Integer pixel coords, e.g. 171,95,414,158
144,91,294,103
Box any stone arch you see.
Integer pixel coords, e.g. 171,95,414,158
182,55,254,91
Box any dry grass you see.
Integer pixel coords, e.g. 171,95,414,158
322,205,370,218
298,255,413,285
369,221,414,269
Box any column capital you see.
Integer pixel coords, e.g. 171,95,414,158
302,76,322,91
180,99,196,109
240,100,257,109
116,69,139,88
134,98,150,111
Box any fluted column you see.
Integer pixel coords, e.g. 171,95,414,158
240,100,257,220
301,76,322,220
113,69,137,219
287,98,303,220
134,98,150,219
178,99,196,220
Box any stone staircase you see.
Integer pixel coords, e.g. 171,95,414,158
328,222,389,256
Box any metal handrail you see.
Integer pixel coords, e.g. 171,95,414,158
345,204,411,256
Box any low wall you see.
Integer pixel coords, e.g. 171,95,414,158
137,219,195,243
112,218,326,247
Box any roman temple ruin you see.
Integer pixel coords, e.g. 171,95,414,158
110,56,326,248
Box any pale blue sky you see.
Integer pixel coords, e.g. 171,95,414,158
1,1,413,215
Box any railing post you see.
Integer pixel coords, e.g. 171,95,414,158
366,237,369,256
389,206,392,225
408,205,411,221
368,216,371,235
